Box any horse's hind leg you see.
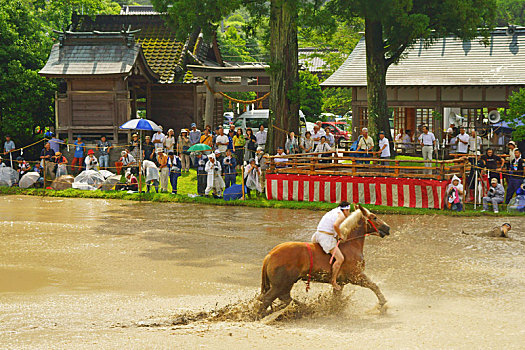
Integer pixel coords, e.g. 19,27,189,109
351,273,387,307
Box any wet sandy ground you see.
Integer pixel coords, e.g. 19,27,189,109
1,195,525,349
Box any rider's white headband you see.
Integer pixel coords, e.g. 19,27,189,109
340,205,351,210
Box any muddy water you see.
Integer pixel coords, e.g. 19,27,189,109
1,196,524,349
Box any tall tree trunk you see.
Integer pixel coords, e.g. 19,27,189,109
364,19,392,146
268,0,299,154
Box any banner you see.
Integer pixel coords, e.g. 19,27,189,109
266,174,448,209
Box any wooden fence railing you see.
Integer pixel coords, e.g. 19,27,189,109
266,150,468,182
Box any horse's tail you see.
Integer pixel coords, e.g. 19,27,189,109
260,255,271,295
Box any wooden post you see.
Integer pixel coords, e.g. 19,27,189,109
205,77,215,128
309,157,316,175
394,160,399,177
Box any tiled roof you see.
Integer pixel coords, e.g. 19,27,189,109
39,33,142,77
78,15,185,83
298,48,339,73
120,5,158,15
322,28,525,87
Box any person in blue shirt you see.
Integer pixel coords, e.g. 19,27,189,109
167,151,182,194
222,149,237,189
72,136,85,174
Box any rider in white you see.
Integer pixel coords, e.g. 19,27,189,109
311,201,352,290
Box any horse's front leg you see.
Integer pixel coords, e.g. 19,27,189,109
352,273,387,307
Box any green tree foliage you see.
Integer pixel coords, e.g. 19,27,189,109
322,88,352,116
495,0,525,26
326,0,496,143
505,88,525,141
0,0,56,152
297,71,323,119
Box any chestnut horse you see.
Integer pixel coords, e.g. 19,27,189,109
259,204,390,312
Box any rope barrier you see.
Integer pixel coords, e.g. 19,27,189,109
204,80,270,105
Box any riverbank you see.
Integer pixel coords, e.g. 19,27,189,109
1,185,522,216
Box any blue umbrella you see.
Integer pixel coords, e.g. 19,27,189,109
119,118,162,131
223,184,244,201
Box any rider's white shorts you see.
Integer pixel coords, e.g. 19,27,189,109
311,231,337,254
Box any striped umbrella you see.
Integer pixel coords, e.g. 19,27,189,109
119,118,162,131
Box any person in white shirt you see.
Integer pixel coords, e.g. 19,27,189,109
215,127,229,156
325,127,335,148
377,131,391,166
315,136,332,163
402,130,413,152
275,147,288,167
356,127,375,161
310,202,352,291
84,149,99,170
456,127,469,154
255,125,267,149
311,125,326,146
468,130,482,154
204,153,225,197
151,127,166,152
418,125,436,173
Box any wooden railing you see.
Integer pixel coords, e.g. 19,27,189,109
266,150,468,182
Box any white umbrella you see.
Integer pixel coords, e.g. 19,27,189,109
51,175,75,190
74,170,105,188
0,167,19,187
99,169,115,179
119,118,162,193
19,172,40,189
100,175,122,191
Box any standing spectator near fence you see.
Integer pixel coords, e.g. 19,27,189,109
189,123,201,167
215,127,229,158
129,133,140,161
300,131,314,154
469,130,482,154
233,128,245,168
195,151,208,195
200,128,213,147
49,133,63,154
315,136,332,163
222,149,237,189
40,142,56,180
96,135,112,170
152,127,165,152
508,141,517,164
167,151,181,194
245,128,257,162
418,125,436,173
456,127,469,154
325,128,335,148
54,152,68,177
71,136,85,174
481,148,502,183
3,135,15,166
285,131,299,155
312,125,326,147
505,148,524,204
377,131,391,166
244,158,262,198
157,149,169,193
255,125,267,150
165,129,176,153
177,129,191,173
357,128,374,165
255,146,268,192
143,136,155,162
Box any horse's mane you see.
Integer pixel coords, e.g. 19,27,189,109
339,208,366,240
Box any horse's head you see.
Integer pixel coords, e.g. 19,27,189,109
356,204,390,238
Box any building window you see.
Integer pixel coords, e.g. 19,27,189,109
358,107,368,131
416,108,434,132
393,107,406,136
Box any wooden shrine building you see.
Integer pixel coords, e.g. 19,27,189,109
321,27,525,141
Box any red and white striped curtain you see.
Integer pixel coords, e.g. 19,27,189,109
266,174,448,209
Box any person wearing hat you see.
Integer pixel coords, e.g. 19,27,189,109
204,152,225,197
165,129,176,153
377,130,391,167
54,151,68,177
481,148,503,184
129,133,141,161
255,146,268,192
222,149,237,189
505,148,525,204
189,123,201,167
311,201,352,291
244,157,262,198
143,159,160,193
482,177,505,213
96,135,112,170
156,148,169,193
85,149,99,171
72,136,85,174
195,151,208,195
151,126,165,152
508,141,517,164
142,135,155,162
167,151,181,194
120,149,137,175
16,156,30,177
121,169,138,192
177,129,191,173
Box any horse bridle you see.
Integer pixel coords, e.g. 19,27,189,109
342,217,379,242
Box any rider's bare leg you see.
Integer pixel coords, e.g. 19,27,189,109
330,246,344,291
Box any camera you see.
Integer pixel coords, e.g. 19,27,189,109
214,166,219,172
489,187,495,194
521,184,525,191
224,158,230,164
199,160,205,166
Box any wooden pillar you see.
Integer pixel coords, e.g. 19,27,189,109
146,84,151,119
205,77,215,128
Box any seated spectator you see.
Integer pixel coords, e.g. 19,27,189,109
274,147,289,167
32,162,44,187
16,156,30,177
167,151,182,194
118,169,138,192
446,175,464,211
54,151,68,177
222,149,237,189
482,178,505,213
120,149,137,175
244,158,262,198
285,131,299,155
505,148,524,204
143,159,159,193
508,179,525,212
85,149,99,171
204,153,225,198
315,136,332,163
